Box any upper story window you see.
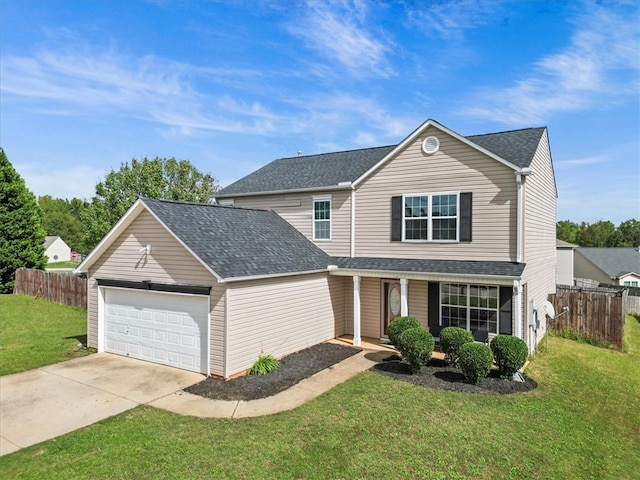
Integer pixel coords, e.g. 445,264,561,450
403,193,458,241
624,281,638,287
313,195,331,240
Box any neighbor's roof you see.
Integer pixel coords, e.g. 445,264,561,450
44,236,60,248
556,239,578,248
142,198,332,280
576,247,640,278
217,123,546,197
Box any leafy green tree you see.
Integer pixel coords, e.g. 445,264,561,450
578,220,617,247
556,220,580,244
38,195,88,253
81,157,217,252
0,148,47,293
615,219,640,247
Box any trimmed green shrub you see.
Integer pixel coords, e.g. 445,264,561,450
439,326,474,368
458,342,493,385
396,327,435,374
247,354,279,376
490,335,528,380
387,316,422,346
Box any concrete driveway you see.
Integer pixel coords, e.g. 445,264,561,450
0,353,203,456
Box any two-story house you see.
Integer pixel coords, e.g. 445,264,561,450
78,119,557,378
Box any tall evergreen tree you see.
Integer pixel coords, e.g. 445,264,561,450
0,148,47,293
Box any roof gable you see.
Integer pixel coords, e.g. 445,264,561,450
217,119,546,197
139,199,332,281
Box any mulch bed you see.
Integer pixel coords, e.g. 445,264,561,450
372,354,538,395
184,343,361,401
185,342,537,401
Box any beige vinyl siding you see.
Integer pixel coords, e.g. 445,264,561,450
230,190,352,257
408,280,428,329
520,129,557,349
85,210,222,370
355,126,517,261
224,273,338,377
330,276,348,336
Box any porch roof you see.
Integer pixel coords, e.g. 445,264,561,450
330,257,525,284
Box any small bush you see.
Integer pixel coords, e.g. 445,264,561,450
439,326,474,368
490,335,528,380
247,354,279,376
396,327,434,374
387,316,422,346
458,342,493,385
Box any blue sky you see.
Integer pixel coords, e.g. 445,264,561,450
1,0,638,224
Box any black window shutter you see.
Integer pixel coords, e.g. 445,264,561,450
391,196,403,241
459,192,472,242
428,282,441,336
499,286,513,335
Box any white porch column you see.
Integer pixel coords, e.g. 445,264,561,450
353,275,361,346
400,278,409,317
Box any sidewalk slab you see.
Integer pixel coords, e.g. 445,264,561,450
149,392,239,418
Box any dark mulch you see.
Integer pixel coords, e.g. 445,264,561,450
185,343,361,401
371,354,538,395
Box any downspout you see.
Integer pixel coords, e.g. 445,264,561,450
516,173,524,263
513,279,522,340
350,185,356,258
515,168,532,264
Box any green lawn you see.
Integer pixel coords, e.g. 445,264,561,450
46,260,80,269
0,294,92,375
1,316,639,479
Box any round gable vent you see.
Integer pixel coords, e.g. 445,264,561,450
422,136,440,155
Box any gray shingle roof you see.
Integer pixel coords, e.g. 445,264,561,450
334,257,525,278
576,248,640,278
217,126,546,197
467,127,546,169
217,146,395,196
142,198,332,280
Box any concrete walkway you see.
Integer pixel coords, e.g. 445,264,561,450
149,350,386,418
1,347,390,456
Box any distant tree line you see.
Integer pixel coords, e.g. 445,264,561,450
557,219,640,247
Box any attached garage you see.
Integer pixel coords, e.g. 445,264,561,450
101,287,209,374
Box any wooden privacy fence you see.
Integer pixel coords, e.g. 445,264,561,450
548,285,625,350
13,268,87,310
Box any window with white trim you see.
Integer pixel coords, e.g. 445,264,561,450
624,281,638,287
441,284,499,337
403,192,458,241
313,196,331,240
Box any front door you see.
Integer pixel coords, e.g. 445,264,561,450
382,280,401,337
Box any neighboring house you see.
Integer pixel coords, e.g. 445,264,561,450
574,247,640,287
77,119,557,378
556,239,577,286
43,236,71,263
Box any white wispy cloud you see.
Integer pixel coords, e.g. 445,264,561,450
0,36,288,136
405,0,506,41
286,0,395,78
457,3,640,124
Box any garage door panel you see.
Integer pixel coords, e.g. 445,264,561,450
104,289,208,373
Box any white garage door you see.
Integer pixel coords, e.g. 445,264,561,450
104,288,208,373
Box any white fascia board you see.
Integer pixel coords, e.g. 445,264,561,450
142,201,225,283
214,184,351,199
353,119,522,188
222,268,329,283
328,267,520,285
75,199,146,273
